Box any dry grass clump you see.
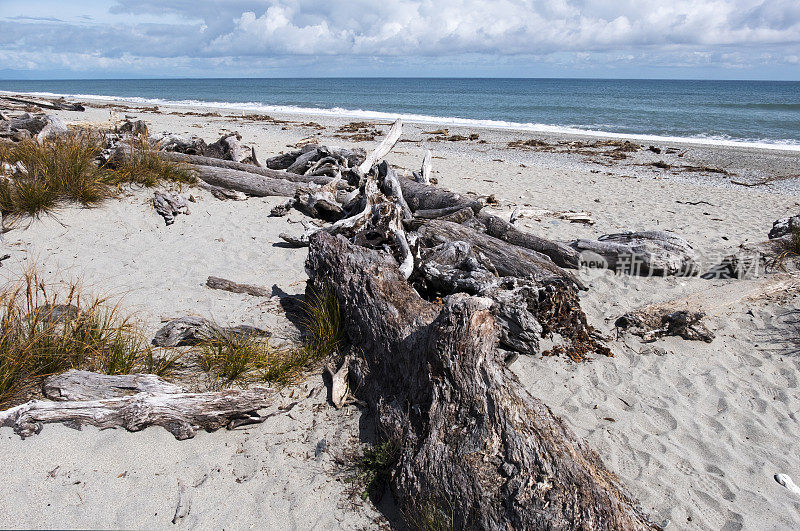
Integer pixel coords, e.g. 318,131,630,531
0,267,180,407
104,134,195,188
0,131,194,221
0,132,109,219
198,285,344,388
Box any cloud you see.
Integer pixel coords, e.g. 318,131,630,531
1,0,799,76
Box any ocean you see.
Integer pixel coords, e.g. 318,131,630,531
1,78,799,149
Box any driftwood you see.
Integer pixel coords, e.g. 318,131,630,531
414,218,584,288
572,231,699,276
152,316,270,347
43,370,184,401
0,95,84,111
305,232,653,529
414,149,432,184
476,212,580,269
616,310,714,342
357,118,403,174
398,175,483,213
4,113,68,142
153,190,190,225
769,214,800,239
0,388,273,440
206,276,270,297
187,165,302,198
160,152,350,189
197,181,247,201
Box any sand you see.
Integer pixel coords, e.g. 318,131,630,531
2,96,800,529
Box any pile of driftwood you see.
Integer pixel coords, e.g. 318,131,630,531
4,113,702,528
134,119,674,527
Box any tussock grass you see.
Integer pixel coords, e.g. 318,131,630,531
301,285,343,360
0,131,194,221
198,286,344,388
0,132,108,219
104,134,195,188
0,267,180,407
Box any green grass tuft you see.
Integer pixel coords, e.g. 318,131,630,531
301,284,343,360
351,440,400,501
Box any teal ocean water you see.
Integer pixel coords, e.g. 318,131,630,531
1,78,799,148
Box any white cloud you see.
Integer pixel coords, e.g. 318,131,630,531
1,0,799,76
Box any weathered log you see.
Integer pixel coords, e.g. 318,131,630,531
160,151,349,188
399,175,483,214
43,370,184,401
0,95,84,111
206,276,270,297
152,316,270,347
305,232,654,530
414,218,584,288
413,204,471,219
476,212,580,269
571,231,699,276
0,388,273,440
153,190,190,225
187,165,302,198
769,214,800,239
264,145,317,170
6,113,67,142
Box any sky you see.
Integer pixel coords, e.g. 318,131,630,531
1,0,799,79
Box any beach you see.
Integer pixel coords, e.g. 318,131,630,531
2,94,800,529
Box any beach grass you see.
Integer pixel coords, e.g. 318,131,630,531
0,267,178,407
104,134,196,188
198,286,343,388
0,131,194,222
301,284,343,360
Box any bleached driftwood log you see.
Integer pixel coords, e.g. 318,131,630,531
43,370,184,401
159,152,350,188
0,388,273,440
571,231,699,276
0,95,85,111
187,165,302,198
305,232,654,529
616,309,714,342
206,276,270,297
357,118,403,174
152,316,270,347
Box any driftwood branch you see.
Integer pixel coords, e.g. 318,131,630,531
358,119,403,174
0,388,273,440
206,276,270,297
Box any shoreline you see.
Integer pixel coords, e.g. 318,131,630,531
3,89,800,154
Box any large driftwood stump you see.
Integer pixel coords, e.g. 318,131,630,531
306,232,654,529
0,388,274,440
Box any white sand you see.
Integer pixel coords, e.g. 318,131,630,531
2,99,800,529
